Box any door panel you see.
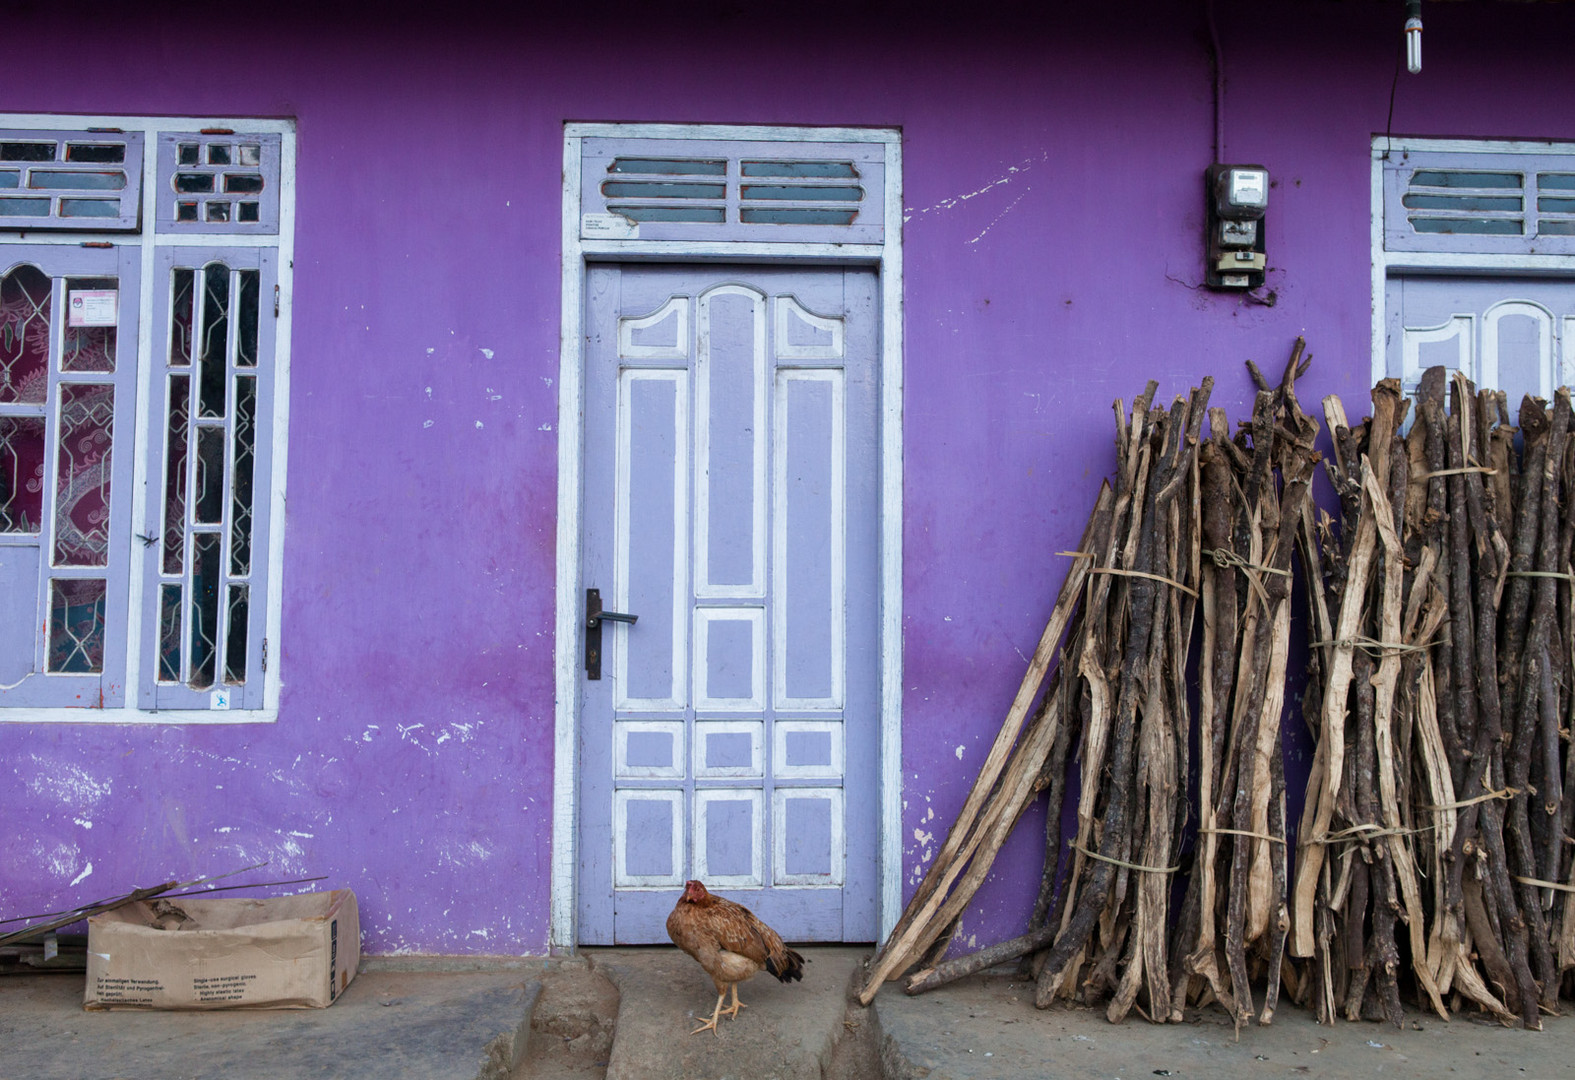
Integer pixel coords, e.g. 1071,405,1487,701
1386,276,1575,417
579,264,878,944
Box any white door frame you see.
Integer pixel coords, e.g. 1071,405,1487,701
551,123,904,950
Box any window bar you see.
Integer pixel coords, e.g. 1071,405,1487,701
156,261,256,694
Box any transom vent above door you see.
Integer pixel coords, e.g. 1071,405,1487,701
1384,147,1575,256
580,137,884,244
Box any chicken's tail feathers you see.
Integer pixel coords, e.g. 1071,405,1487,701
766,946,807,983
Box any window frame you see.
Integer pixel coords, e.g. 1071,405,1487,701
0,113,295,725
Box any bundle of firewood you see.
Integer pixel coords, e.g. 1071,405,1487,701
858,375,1218,1019
1167,345,1318,1029
1292,367,1575,1029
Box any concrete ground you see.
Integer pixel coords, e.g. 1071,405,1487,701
0,966,541,1080
872,968,1575,1080
2,950,1572,1080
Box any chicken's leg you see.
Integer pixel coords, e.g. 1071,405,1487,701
720,983,748,1020
690,990,728,1036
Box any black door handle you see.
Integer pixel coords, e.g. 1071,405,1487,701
585,588,637,679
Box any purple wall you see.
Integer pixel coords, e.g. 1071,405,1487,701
3,1,1574,955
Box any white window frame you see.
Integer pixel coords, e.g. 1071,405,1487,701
1371,135,1575,388
551,123,904,948
0,113,295,725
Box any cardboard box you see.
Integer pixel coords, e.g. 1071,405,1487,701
84,888,359,1010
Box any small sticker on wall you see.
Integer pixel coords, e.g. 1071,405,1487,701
210,688,232,710
68,290,118,327
582,213,639,240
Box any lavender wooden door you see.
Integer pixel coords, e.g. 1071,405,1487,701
579,264,879,944
1385,277,1575,416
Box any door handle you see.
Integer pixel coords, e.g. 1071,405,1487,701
585,588,637,679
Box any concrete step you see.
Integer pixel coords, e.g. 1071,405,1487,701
592,946,870,1080
0,968,542,1080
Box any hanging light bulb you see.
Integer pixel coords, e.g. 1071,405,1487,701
1405,0,1423,74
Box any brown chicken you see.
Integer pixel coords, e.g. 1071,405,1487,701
665,879,806,1035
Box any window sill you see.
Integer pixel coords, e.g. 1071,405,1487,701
0,707,278,725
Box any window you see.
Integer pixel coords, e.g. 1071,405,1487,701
0,118,293,721
1376,138,1575,415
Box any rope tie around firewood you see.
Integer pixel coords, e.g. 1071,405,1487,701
1504,570,1575,583
1308,634,1435,658
1422,786,1522,812
1205,547,1291,577
1304,821,1432,846
1197,826,1287,844
1205,547,1290,605
1411,465,1498,480
1071,843,1180,874
1056,552,1199,598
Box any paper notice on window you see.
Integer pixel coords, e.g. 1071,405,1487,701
68,290,118,328
582,213,639,240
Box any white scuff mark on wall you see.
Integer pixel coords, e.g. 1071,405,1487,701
538,423,553,431
288,831,314,839
912,826,933,846
73,817,93,829
423,420,434,428
28,764,112,807
39,841,80,879
216,826,237,833
475,420,484,429
966,189,1030,245
69,861,93,887
480,348,495,359
362,724,380,743
426,347,435,355
955,745,965,760
424,386,433,398
903,151,1048,224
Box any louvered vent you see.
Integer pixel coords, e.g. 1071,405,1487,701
0,130,144,232
1385,148,1575,254
1401,169,1525,236
582,138,883,243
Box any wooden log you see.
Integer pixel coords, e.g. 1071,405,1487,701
905,923,1059,995
1036,404,1190,1008
1292,456,1379,959
858,482,1116,1003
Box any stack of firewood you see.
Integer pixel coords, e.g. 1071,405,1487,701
860,347,1575,1029
1292,367,1575,1029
